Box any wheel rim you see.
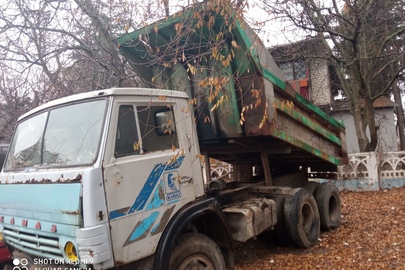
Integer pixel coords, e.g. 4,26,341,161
178,254,214,270
302,202,315,234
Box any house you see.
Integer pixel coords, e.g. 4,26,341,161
332,97,397,153
269,39,339,110
270,39,398,153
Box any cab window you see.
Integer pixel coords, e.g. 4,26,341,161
114,105,178,158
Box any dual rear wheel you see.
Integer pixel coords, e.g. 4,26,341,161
284,188,320,248
272,182,341,248
168,182,341,269
314,182,341,230
305,181,341,230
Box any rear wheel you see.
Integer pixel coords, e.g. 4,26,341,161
304,181,320,196
315,182,341,231
169,232,225,270
270,196,292,246
284,188,320,248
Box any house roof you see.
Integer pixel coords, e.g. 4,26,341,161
269,38,328,63
332,96,397,112
373,96,397,108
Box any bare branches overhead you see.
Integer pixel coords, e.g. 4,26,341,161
260,0,405,152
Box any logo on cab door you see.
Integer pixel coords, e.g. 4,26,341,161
164,171,182,201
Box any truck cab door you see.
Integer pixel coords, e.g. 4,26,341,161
102,95,204,265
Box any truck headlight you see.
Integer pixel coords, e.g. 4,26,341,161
64,241,78,262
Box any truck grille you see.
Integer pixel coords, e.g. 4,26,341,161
2,226,63,259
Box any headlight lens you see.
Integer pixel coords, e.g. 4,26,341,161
64,241,78,262
0,232,3,242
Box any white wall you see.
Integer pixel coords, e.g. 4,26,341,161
331,108,398,153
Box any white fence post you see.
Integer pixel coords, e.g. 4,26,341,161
336,152,379,191
379,151,405,189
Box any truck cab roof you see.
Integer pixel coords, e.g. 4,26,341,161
19,88,189,121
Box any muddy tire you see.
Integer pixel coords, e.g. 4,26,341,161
270,196,293,246
284,188,320,248
315,182,341,231
208,179,226,190
169,232,225,270
304,181,320,196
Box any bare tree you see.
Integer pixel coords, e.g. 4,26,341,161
392,79,405,150
0,0,167,141
261,0,405,152
0,65,42,140
0,0,253,144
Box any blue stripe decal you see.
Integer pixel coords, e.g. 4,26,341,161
127,163,166,214
151,205,176,235
109,208,129,220
109,156,185,220
146,180,165,210
166,156,185,170
127,211,159,243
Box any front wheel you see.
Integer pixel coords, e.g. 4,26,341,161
169,232,225,270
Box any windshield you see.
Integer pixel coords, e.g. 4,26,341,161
4,99,107,170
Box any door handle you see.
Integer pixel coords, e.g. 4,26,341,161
180,176,192,184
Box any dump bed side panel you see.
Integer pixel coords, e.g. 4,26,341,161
116,1,347,171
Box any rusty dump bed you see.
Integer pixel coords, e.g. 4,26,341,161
116,1,347,172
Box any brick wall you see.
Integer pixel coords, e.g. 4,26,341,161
309,58,332,107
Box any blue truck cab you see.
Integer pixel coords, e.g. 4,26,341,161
0,88,206,269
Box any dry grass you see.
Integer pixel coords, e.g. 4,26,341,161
235,188,405,269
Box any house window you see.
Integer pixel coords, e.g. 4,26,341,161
279,59,309,99
115,105,178,158
279,59,307,81
294,60,307,80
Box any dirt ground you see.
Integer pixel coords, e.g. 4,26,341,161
234,188,405,270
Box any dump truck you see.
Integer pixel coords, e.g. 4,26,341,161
0,1,347,270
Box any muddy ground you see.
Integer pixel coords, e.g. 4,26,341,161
234,188,405,270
